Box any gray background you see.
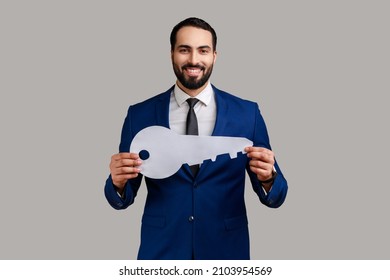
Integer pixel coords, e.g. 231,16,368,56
1,0,389,259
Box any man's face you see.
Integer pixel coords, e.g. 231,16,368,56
171,26,217,94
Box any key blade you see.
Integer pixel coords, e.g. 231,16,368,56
228,137,253,158
184,135,253,165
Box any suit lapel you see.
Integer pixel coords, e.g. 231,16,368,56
211,86,229,137
155,87,173,128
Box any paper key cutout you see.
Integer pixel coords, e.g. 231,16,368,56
129,126,253,179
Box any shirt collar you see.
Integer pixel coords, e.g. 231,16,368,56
173,82,213,107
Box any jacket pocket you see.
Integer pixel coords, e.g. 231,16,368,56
224,215,248,231
142,214,166,228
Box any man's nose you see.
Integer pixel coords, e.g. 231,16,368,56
188,51,199,65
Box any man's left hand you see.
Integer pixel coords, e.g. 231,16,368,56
245,146,275,183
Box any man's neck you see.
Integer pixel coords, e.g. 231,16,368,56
176,81,209,97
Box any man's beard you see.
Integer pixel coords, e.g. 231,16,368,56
173,63,213,90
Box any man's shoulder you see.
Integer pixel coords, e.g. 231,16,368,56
130,86,173,109
212,85,258,107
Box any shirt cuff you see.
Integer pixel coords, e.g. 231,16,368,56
262,186,272,195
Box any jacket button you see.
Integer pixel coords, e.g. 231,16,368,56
188,216,195,222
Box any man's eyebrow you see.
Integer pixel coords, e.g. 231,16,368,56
177,45,191,49
176,44,212,49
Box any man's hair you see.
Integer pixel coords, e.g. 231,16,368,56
170,17,217,51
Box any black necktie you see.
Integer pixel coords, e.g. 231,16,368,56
186,98,200,175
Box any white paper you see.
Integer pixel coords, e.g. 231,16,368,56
130,126,253,179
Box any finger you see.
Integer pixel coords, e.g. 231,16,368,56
246,147,274,159
247,152,274,165
110,153,142,169
113,173,140,182
111,153,130,160
249,159,273,174
247,150,272,159
110,158,142,177
114,158,143,168
113,166,141,175
245,146,271,153
112,153,140,161
249,159,273,171
112,166,141,178
110,159,137,170
249,165,273,179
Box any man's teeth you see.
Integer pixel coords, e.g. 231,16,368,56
187,68,201,73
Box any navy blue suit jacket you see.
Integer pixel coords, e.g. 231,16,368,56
105,85,288,260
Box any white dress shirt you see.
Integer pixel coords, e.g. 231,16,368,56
169,82,216,136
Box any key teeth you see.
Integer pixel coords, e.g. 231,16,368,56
229,152,238,159
210,156,217,162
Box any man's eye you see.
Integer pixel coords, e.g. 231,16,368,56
179,49,189,53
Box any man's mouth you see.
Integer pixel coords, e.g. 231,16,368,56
182,65,205,77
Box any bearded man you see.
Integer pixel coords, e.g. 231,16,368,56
105,17,288,260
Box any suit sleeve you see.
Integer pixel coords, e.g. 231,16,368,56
247,103,288,208
104,106,143,210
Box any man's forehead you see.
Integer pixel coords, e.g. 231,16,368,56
175,26,213,47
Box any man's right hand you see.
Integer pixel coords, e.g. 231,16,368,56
110,153,142,192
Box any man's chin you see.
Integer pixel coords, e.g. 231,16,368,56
183,73,202,82
176,69,211,90
184,80,206,89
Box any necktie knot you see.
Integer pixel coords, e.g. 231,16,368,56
186,98,199,109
